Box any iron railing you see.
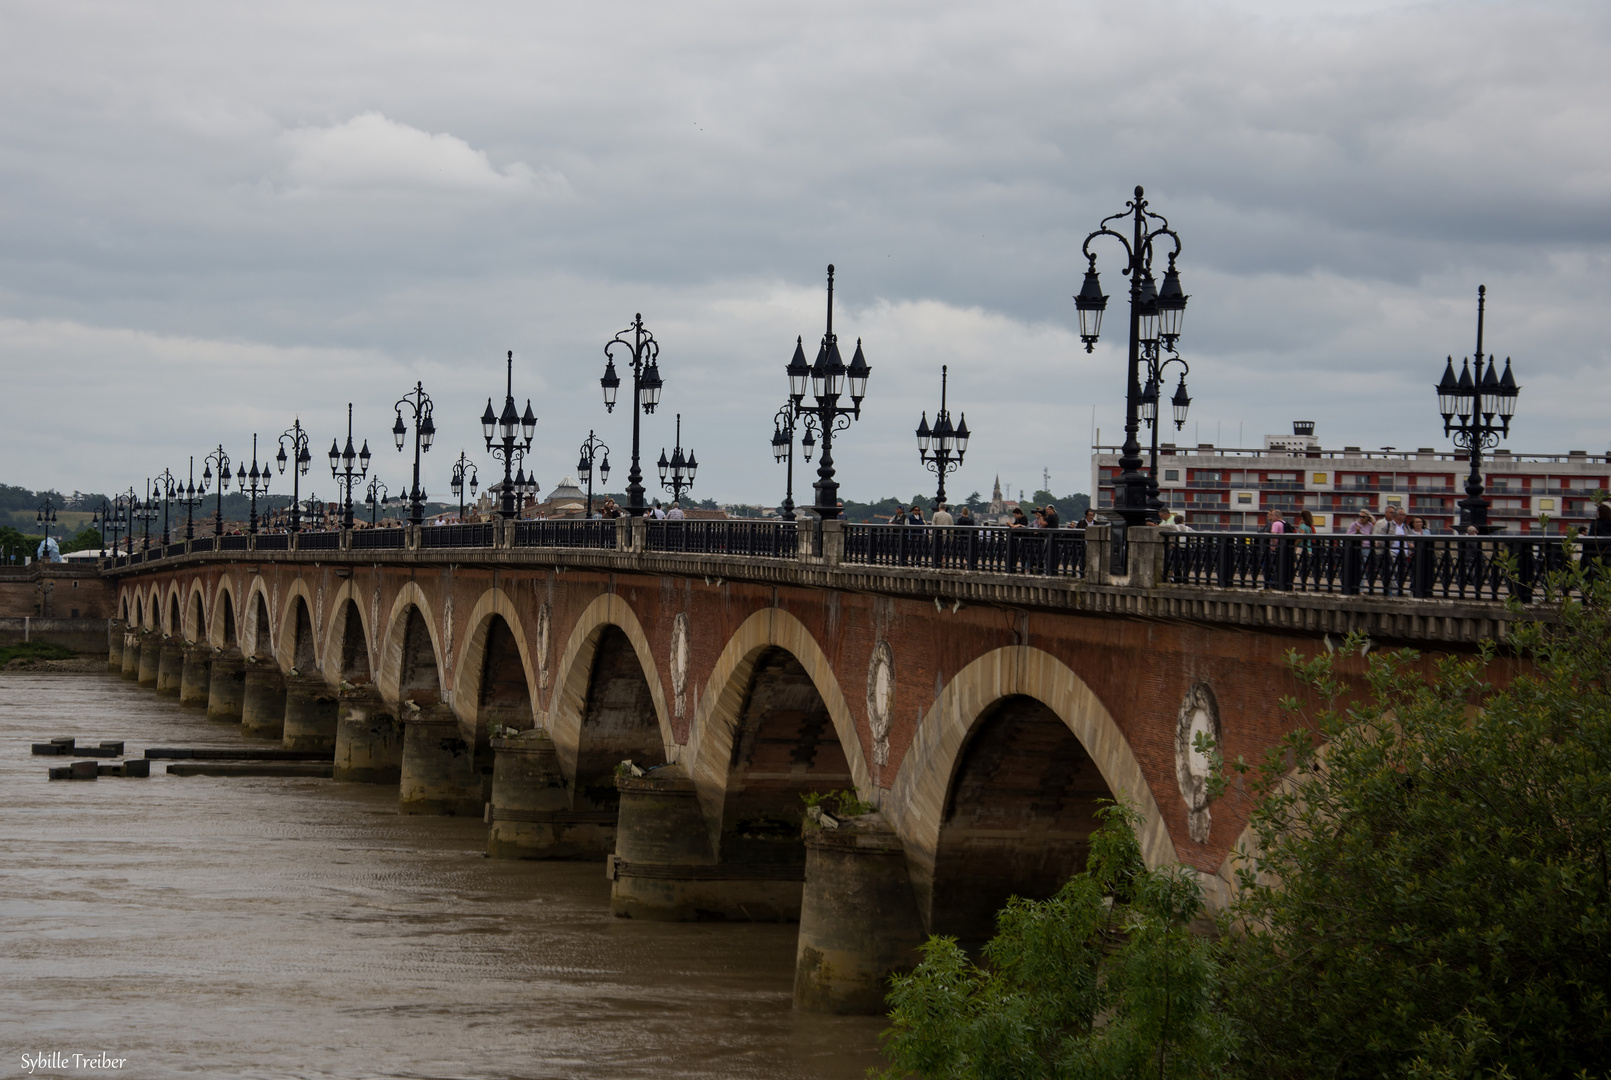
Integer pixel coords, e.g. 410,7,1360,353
512,520,617,549
420,523,497,549
255,533,290,551
351,527,406,550
842,525,1085,577
299,531,343,551
190,537,214,553
164,542,187,559
645,520,797,558
218,535,250,551
1162,531,1585,602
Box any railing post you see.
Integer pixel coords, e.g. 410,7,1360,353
1341,536,1362,595
1511,538,1534,604
966,527,979,571
1215,535,1234,588
1273,535,1294,591
1410,537,1433,598
404,526,420,553
817,519,844,567
1127,526,1165,588
1082,523,1110,585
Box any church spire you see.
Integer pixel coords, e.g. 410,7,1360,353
992,475,1003,501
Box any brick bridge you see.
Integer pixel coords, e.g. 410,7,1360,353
104,517,1547,1012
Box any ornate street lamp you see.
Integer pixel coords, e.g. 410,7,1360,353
481,350,537,520
36,494,59,545
365,476,390,527
328,404,371,530
600,314,664,516
1073,185,1190,528
174,457,206,541
577,430,611,518
235,435,272,535
449,450,479,522
152,469,177,545
657,413,697,507
1139,361,1191,519
91,497,124,555
275,418,313,532
1436,285,1520,533
915,365,970,508
120,486,139,555
393,382,436,526
135,480,158,550
201,445,231,538
771,400,814,521
786,264,870,518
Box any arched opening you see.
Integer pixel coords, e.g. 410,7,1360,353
477,614,532,737
189,592,205,644
252,593,272,659
120,595,129,621
335,600,369,682
399,605,441,705
136,597,144,626
291,597,317,671
168,594,181,638
221,593,237,647
717,647,851,871
930,695,1115,950
574,625,666,814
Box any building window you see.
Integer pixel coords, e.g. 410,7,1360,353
1163,469,1180,482
1312,472,1328,485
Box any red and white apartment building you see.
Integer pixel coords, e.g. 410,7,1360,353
1093,422,1609,533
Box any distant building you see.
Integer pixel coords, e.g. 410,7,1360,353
1092,421,1610,533
985,476,1019,524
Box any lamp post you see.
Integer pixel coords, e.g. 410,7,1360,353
201,445,231,537
236,435,272,535
275,418,313,532
770,401,814,521
449,451,479,522
365,477,389,527
1435,285,1520,533
1139,358,1191,520
915,365,970,508
91,497,124,554
327,404,371,530
393,382,436,526
301,492,323,529
1072,185,1189,528
786,264,870,518
576,430,610,519
36,494,58,545
174,457,207,541
600,314,664,516
121,486,138,554
480,350,538,520
152,469,177,545
657,413,697,507
136,481,157,550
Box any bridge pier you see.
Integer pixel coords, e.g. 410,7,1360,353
120,631,140,679
609,766,802,921
333,685,403,783
107,621,124,672
399,703,481,815
241,660,287,739
283,673,339,753
156,638,185,696
206,649,246,721
179,645,212,707
487,732,613,859
794,813,926,1014
136,634,160,687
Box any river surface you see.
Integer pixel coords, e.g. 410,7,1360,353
0,673,886,1080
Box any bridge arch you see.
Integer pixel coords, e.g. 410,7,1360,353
185,579,207,643
320,580,374,683
242,577,275,659
886,645,1171,937
377,583,445,708
452,588,538,748
211,574,241,650
165,587,182,638
275,577,321,674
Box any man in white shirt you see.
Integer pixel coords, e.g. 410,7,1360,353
666,502,685,520
650,501,667,520
931,502,954,526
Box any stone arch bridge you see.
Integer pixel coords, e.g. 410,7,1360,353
105,518,1536,1012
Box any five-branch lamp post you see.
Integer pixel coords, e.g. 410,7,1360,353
328,404,371,530
770,401,814,521
577,430,610,519
785,264,870,519
175,457,206,541
201,445,231,538
600,314,664,517
1435,285,1519,533
365,477,389,527
915,365,970,508
236,435,272,535
1073,185,1189,528
480,350,537,520
276,418,313,532
449,451,479,523
657,413,697,507
393,382,436,526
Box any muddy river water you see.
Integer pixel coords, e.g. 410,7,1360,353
0,673,886,1079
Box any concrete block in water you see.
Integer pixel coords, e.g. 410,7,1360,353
206,650,246,721
155,639,185,696
794,812,926,1014
333,685,402,784
179,645,212,708
240,661,287,739
282,673,340,753
121,759,151,778
69,760,98,780
399,704,480,816
487,731,615,860
166,761,333,777
32,743,69,756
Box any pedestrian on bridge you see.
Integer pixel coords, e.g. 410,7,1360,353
931,502,954,526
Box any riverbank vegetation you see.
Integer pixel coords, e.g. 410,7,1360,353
879,555,1611,1079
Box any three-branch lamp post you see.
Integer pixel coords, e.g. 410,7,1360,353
152,468,177,546
1073,185,1189,528
577,430,610,519
201,445,231,538
276,418,313,532
393,382,436,526
1435,285,1519,533
915,365,970,508
175,457,206,541
236,435,272,535
786,264,870,519
449,451,478,523
770,401,814,521
657,413,697,507
365,476,389,527
481,350,538,520
328,404,371,530
600,315,664,517
36,494,58,545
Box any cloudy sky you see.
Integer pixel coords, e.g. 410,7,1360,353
2,0,1607,507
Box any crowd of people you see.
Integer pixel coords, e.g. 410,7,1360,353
880,499,1102,530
